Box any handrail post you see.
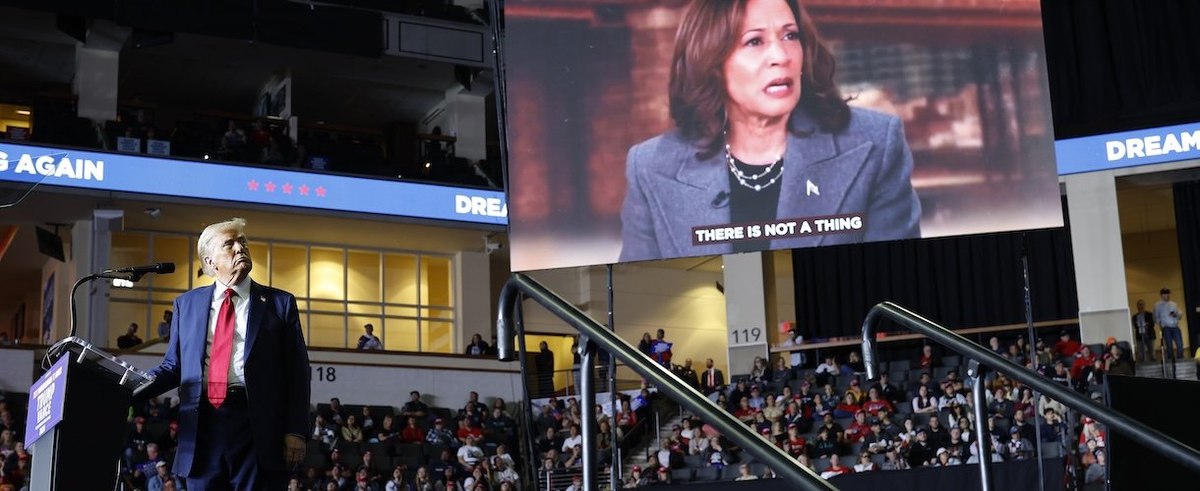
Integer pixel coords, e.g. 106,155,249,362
967,359,994,491
580,336,598,491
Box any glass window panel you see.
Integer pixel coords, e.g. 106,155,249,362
421,256,453,307
308,313,347,349
146,304,174,340
151,291,184,304
295,300,308,311
385,306,418,318
272,244,308,296
348,316,383,349
150,235,192,290
384,318,419,352
310,300,344,313
347,250,380,303
108,301,148,349
247,241,270,286
311,248,345,300
347,303,382,316
422,320,453,353
111,232,149,269
384,254,418,305
422,307,454,320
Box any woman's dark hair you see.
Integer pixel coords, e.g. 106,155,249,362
669,0,850,157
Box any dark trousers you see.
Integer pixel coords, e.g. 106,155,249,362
189,388,284,491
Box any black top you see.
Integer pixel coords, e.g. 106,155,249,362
728,157,784,253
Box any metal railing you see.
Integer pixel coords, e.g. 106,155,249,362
861,301,1200,490
497,273,834,491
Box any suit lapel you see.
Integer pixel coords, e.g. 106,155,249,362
774,129,874,248
189,284,214,372
245,281,266,362
654,145,733,255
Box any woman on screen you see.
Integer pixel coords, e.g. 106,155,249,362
619,0,921,262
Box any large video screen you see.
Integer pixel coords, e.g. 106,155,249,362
503,0,1063,271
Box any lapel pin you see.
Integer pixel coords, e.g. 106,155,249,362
806,179,820,197
259,295,266,303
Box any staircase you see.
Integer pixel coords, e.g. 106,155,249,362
1135,358,1196,380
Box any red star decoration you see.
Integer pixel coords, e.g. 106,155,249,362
265,181,277,193
282,183,293,194
298,184,310,196
315,186,327,197
247,179,259,191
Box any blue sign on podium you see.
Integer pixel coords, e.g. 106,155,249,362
25,356,69,446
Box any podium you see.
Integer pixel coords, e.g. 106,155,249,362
25,337,155,490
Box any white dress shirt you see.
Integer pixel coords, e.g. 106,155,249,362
205,277,250,387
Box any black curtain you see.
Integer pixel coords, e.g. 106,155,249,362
791,200,1076,340
1172,180,1200,354
1042,0,1200,139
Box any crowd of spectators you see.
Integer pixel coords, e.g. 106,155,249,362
610,329,1130,487
0,393,30,491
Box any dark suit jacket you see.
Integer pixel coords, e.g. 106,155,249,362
699,368,725,395
620,107,921,262
141,281,311,476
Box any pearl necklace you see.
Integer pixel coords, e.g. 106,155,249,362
725,144,785,192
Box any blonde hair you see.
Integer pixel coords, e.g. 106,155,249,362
197,218,247,277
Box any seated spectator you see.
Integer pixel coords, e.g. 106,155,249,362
534,427,561,457
810,394,833,420
462,464,490,490
145,461,172,491
853,452,878,472
341,414,365,443
907,428,936,467
535,403,561,435
814,356,840,387
560,424,583,454
816,413,846,443
988,336,1005,355
861,420,893,454
1054,330,1082,358
882,447,910,470
833,393,861,419
965,440,1004,464
491,457,520,487
456,416,483,446
819,454,853,478
437,465,460,491
1003,426,1034,461
427,418,458,448
808,428,839,459
429,449,462,477
932,447,961,467
401,416,426,444
456,435,484,468
916,344,941,370
747,386,766,410
910,372,937,400
1078,416,1106,449
484,407,516,446
703,437,729,470
385,465,412,491
464,334,489,356
623,465,649,488
925,416,949,448
912,385,938,414
845,351,866,375
869,372,903,406
734,397,759,423
655,438,681,469
749,356,771,386
845,377,865,403
414,466,436,491
372,414,399,444
325,397,347,427
988,387,1015,420
357,323,383,350
945,428,968,461
844,410,871,443
861,387,894,415
735,463,759,480
615,399,636,438
1084,449,1107,484
771,356,793,385
784,424,808,457
312,414,337,451
936,385,967,413
1104,343,1135,376
940,369,965,395
359,406,376,434
402,391,430,420
953,416,974,444
1071,345,1097,380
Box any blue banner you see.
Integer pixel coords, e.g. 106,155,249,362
1055,121,1200,175
0,142,507,225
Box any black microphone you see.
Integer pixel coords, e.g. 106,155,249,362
109,262,176,275
711,191,729,208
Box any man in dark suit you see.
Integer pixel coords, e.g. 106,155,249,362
139,218,310,489
699,358,725,400
1131,299,1155,361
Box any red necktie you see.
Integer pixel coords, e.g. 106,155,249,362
208,288,236,407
